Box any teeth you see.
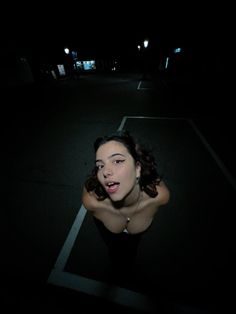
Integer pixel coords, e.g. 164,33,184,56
107,182,118,187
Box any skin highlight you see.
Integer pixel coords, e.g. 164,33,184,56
82,131,170,234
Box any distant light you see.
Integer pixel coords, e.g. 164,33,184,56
83,60,96,71
173,48,182,54
137,45,141,51
165,57,169,69
51,70,57,79
64,48,70,54
143,39,149,48
71,50,77,59
57,64,66,76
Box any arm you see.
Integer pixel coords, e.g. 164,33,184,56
82,186,98,212
156,180,170,206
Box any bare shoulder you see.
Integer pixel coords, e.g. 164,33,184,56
155,180,170,206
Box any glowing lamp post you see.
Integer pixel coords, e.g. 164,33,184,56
143,39,149,78
64,47,70,55
143,39,149,48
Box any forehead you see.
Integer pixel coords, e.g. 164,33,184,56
96,140,128,157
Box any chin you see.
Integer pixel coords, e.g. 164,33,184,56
109,193,123,202
109,194,120,200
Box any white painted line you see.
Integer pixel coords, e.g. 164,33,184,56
189,119,236,191
48,115,235,311
48,118,156,312
48,269,155,312
117,116,128,131
123,115,187,120
118,116,187,131
137,80,153,90
123,116,235,190
137,81,142,90
53,205,87,271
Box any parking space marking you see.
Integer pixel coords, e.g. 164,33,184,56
48,115,235,312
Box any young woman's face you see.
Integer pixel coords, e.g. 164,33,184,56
95,140,141,202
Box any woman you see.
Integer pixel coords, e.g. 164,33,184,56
82,130,170,268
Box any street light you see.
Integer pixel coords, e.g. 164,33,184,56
143,39,149,48
64,47,70,55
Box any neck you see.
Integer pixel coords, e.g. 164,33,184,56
125,185,141,207
113,185,141,209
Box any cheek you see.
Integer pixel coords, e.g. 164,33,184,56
124,167,137,181
96,172,103,183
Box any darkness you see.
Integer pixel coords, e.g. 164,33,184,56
2,3,235,314
3,3,233,87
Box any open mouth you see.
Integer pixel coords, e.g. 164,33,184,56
105,182,120,194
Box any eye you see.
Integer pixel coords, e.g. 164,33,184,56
114,159,125,164
96,164,104,170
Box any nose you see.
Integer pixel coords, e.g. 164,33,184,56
102,166,113,178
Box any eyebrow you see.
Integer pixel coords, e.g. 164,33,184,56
95,153,126,163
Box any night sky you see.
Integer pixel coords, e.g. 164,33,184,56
2,2,233,69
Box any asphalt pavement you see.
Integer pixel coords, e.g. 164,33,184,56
2,71,235,313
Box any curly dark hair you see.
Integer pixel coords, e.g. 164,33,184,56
84,130,162,200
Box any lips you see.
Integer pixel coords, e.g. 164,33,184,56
105,181,120,194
